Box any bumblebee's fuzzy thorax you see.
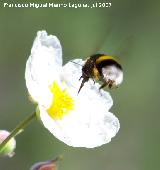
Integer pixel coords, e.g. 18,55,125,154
78,54,123,93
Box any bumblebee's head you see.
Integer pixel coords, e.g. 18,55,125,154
102,64,123,89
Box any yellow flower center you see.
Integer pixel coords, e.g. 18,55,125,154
47,82,74,120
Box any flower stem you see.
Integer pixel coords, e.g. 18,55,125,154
0,112,36,152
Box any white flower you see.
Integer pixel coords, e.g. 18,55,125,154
25,30,120,148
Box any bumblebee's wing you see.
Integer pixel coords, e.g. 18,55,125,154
115,36,134,59
87,23,134,61
88,26,112,55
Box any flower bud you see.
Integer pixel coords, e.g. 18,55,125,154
0,130,16,157
30,156,62,170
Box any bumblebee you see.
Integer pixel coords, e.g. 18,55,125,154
78,54,123,93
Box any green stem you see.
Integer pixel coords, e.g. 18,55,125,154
0,112,36,151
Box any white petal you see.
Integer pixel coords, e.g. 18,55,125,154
40,107,119,148
25,31,62,104
39,59,120,148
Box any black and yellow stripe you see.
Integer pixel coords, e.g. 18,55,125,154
95,55,122,75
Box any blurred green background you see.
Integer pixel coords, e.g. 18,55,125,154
0,0,160,169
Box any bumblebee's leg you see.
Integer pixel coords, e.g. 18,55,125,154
78,77,89,94
79,71,89,81
79,76,83,81
108,79,115,89
92,78,96,84
99,82,107,96
99,82,107,90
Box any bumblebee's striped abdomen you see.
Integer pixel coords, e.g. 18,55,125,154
95,55,122,75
